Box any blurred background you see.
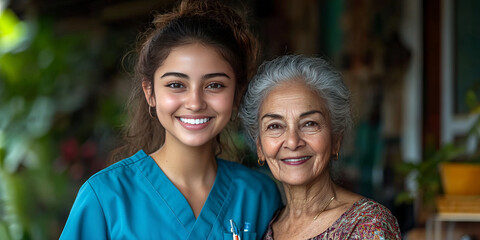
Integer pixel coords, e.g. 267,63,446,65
1,0,479,239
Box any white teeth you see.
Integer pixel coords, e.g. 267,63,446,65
283,156,310,162
180,117,210,125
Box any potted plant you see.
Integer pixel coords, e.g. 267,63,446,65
396,89,480,213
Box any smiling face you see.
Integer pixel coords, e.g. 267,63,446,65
256,80,340,186
142,43,236,149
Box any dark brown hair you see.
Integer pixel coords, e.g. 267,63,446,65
110,0,258,162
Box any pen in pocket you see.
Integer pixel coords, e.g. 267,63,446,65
229,219,241,240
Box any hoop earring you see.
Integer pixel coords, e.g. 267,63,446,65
258,158,265,166
230,111,238,121
333,152,339,160
148,105,156,119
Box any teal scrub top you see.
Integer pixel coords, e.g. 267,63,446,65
60,150,283,240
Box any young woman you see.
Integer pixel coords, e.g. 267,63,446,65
60,1,282,239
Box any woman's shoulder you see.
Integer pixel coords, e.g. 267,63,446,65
218,159,275,181
350,198,396,219
87,150,149,184
218,159,279,192
340,198,401,239
72,150,153,204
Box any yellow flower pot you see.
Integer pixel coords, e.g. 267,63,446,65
440,163,480,195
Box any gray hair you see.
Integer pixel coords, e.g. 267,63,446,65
239,55,353,149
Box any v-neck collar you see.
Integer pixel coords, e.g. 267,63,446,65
136,150,233,238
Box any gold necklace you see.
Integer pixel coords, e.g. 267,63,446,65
313,196,335,221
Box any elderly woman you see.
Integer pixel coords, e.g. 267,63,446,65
239,55,401,239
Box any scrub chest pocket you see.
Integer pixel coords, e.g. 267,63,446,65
223,231,257,240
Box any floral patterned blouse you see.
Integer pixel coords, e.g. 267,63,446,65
263,198,401,240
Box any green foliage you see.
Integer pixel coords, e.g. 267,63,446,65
0,9,29,54
0,10,100,239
